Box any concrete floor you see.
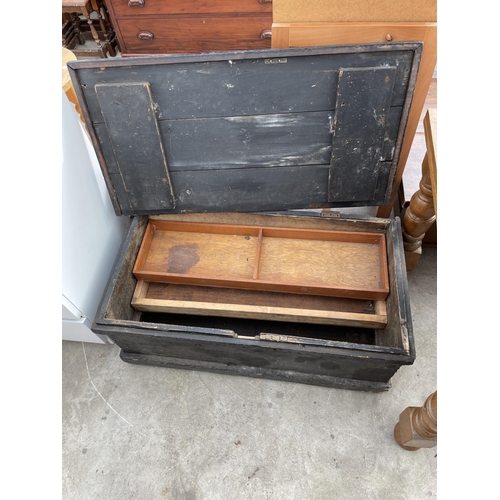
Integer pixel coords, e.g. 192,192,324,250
62,247,437,500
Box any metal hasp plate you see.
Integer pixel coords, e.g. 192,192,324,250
67,43,422,216
264,57,288,64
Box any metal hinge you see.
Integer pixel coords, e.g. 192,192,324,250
265,58,287,64
320,209,341,218
259,333,289,342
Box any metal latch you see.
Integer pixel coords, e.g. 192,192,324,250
259,333,289,342
264,58,287,64
320,209,341,218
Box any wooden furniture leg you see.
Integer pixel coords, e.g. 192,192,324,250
63,0,120,58
71,13,86,45
402,109,437,271
90,0,116,57
100,0,121,52
80,2,106,58
62,20,76,49
402,152,435,270
394,391,437,451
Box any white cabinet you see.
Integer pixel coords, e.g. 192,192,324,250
62,90,128,343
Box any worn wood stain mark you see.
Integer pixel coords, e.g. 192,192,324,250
167,244,200,273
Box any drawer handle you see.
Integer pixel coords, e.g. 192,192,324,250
138,31,154,41
260,29,272,39
258,0,272,3
128,0,145,6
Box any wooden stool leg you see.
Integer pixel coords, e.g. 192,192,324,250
402,152,436,271
91,0,106,32
394,391,437,451
100,0,120,53
81,5,106,58
90,0,115,56
70,13,86,45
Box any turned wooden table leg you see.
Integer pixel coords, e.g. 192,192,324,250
91,0,116,56
100,0,121,53
71,13,86,45
402,108,437,271
402,152,436,271
394,391,437,451
81,3,106,58
90,0,106,32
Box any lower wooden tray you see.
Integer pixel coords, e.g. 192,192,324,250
133,220,390,300
131,281,388,328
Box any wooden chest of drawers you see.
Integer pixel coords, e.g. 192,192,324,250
105,0,273,56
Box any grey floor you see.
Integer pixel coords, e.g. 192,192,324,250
62,247,437,500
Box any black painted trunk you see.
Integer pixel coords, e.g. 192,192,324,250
68,44,419,390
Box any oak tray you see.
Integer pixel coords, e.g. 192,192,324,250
131,280,388,328
132,220,389,300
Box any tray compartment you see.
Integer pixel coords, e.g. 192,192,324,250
133,220,389,300
131,281,388,328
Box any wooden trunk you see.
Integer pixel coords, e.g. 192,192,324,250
67,44,419,391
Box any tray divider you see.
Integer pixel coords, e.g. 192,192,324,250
378,235,390,292
253,228,264,280
374,300,387,317
131,280,150,305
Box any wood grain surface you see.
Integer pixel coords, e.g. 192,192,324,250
272,0,436,23
133,220,389,299
110,0,272,17
131,281,388,328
